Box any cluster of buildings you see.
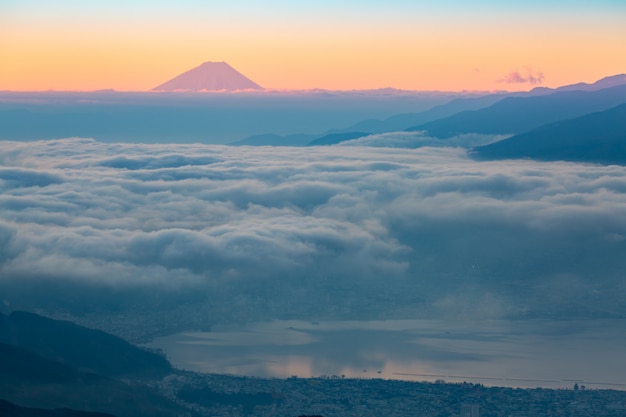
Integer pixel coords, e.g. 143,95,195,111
153,370,626,417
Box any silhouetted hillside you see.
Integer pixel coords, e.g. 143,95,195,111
0,311,170,378
0,311,8,338
408,84,626,138
307,132,371,146
0,399,115,417
471,103,626,164
0,313,189,417
0,371,183,417
0,343,92,384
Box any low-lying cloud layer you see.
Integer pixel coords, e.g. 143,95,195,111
337,131,508,148
1,139,625,320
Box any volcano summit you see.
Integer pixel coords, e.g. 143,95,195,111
153,61,263,92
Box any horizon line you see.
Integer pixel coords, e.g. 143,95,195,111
0,87,532,95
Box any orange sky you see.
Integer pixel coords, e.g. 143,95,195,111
1,1,625,92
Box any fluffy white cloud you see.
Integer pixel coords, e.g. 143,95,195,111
1,138,625,319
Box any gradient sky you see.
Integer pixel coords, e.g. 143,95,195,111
1,0,625,92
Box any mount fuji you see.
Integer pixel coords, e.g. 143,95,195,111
153,61,263,91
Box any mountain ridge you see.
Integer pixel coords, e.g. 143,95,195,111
228,73,626,146
531,73,626,94
0,311,188,417
0,310,171,378
471,102,626,164
407,84,626,138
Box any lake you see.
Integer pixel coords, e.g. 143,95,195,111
147,319,626,390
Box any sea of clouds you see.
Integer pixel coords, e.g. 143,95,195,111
1,138,625,320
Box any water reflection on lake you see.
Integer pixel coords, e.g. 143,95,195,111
147,319,626,389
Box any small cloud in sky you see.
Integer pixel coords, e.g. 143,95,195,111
498,68,545,85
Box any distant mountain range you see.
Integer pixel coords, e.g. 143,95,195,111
153,61,262,92
331,75,626,136
232,73,626,147
323,74,626,165
332,94,508,135
231,93,512,146
407,84,626,138
529,74,626,93
472,103,626,164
